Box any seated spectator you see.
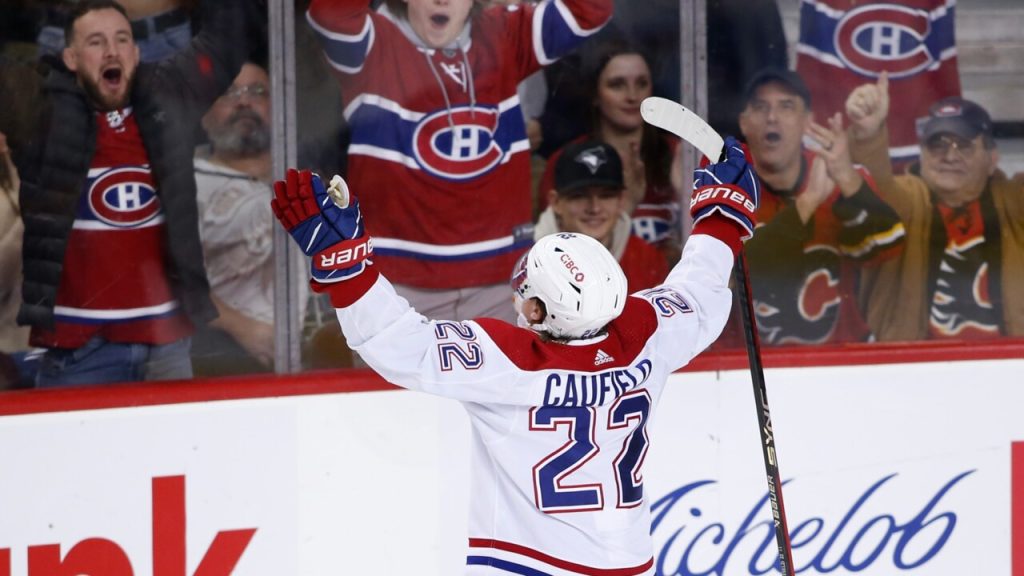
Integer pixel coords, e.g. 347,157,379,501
534,140,668,292
538,36,682,266
196,61,352,373
733,68,905,346
846,74,1024,340
193,62,276,375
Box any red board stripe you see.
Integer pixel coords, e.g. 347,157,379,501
0,339,1021,417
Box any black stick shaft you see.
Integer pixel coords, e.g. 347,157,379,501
734,251,795,576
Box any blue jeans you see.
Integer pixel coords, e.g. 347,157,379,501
37,13,191,63
35,336,193,389
135,18,191,63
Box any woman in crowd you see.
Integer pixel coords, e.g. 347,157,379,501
538,35,683,266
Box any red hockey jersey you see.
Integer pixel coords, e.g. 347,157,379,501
31,108,192,348
307,0,612,288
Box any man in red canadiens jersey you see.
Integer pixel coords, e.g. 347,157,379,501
0,0,263,387
270,138,758,575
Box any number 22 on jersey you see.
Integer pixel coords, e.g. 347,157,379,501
530,390,652,513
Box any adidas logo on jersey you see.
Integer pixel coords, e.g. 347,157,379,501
594,349,614,366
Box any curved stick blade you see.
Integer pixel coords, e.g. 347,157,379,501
641,96,725,162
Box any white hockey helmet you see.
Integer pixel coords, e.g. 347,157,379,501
511,233,628,340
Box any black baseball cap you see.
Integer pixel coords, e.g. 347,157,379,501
742,67,812,108
918,97,993,142
554,140,624,195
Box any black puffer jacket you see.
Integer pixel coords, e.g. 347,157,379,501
11,0,262,331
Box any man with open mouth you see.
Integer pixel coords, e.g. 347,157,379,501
717,67,906,347
0,0,264,388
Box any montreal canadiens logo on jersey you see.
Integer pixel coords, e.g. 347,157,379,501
88,167,161,227
834,4,936,78
413,106,503,181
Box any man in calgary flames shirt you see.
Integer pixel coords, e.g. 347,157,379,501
4,0,260,386
724,68,906,346
271,138,757,575
846,75,1024,340
305,0,612,323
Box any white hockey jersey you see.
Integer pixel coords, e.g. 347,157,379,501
336,234,736,575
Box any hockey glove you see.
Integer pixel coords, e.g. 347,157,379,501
271,169,374,286
690,136,759,241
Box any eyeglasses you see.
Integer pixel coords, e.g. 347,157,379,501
925,135,978,157
222,83,269,101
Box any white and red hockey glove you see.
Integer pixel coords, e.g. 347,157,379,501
271,168,378,307
690,135,759,254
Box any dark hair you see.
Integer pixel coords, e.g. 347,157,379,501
64,0,131,46
583,32,672,191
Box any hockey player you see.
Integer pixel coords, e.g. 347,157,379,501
271,137,758,575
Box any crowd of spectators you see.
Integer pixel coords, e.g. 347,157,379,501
0,0,1021,390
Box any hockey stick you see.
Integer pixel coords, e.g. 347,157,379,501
641,96,796,576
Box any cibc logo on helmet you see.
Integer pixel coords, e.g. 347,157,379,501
560,253,585,282
517,233,627,340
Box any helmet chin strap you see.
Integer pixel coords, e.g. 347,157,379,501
515,298,553,335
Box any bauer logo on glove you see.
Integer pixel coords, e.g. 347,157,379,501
690,135,760,242
690,186,757,213
317,237,374,270
271,168,373,285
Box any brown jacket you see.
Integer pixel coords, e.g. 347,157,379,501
850,126,1024,340
0,152,30,353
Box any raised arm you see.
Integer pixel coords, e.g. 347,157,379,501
844,73,902,204
846,72,890,144
305,0,374,75
652,136,759,368
530,0,613,65
271,168,533,403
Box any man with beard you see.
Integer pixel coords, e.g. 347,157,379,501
0,0,262,387
192,62,278,375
